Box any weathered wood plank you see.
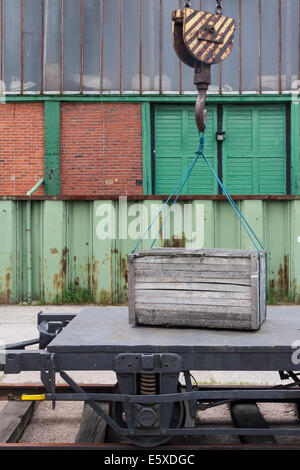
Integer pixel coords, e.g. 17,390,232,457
229,402,276,444
136,314,252,330
135,296,251,308
75,402,109,443
135,274,251,286
0,401,35,443
135,302,252,314
260,253,267,324
250,254,259,330
135,308,252,321
135,289,252,301
128,256,136,325
135,269,251,283
133,256,250,266
135,282,251,293
129,248,256,257
135,262,250,272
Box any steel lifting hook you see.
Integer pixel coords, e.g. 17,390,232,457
194,63,211,133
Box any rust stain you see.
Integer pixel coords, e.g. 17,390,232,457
87,261,91,289
0,270,12,303
92,259,99,300
278,254,289,297
159,213,163,242
164,233,186,248
99,288,110,305
61,247,68,280
5,272,11,302
53,273,63,290
50,248,59,254
268,255,295,303
53,247,69,295
121,257,128,285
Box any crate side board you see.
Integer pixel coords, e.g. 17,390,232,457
128,255,136,325
128,249,267,331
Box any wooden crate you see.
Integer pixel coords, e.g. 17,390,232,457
128,248,266,331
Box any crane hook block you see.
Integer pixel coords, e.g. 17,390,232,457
172,7,236,66
172,7,236,133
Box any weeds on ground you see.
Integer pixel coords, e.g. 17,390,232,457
267,286,296,305
53,285,95,304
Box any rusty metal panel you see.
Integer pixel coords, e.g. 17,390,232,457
1,199,300,305
0,201,15,303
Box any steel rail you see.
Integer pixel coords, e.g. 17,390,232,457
0,443,300,450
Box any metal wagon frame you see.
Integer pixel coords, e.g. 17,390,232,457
2,306,300,447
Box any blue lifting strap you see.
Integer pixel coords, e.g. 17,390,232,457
131,130,267,325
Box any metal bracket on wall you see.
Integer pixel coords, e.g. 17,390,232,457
44,101,60,195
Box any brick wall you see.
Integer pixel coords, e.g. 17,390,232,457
0,103,45,195
0,102,143,196
60,103,143,196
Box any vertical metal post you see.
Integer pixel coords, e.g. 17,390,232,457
41,0,44,94
44,102,60,196
238,0,242,93
80,0,83,94
179,0,182,94
120,0,123,94
21,0,24,94
298,0,300,84
139,0,143,95
100,0,103,94
159,0,162,94
26,201,32,303
60,0,63,94
278,0,282,94
258,0,262,94
1,0,4,96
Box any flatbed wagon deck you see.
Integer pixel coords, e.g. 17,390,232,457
48,307,300,370
2,306,300,447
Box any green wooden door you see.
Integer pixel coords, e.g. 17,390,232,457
153,103,288,196
154,104,218,195
222,104,287,194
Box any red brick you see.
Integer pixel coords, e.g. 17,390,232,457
60,103,143,196
0,103,45,195
0,102,144,196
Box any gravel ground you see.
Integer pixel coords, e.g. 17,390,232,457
21,401,84,443
18,401,300,445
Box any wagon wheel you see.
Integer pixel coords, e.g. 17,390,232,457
111,399,185,447
109,384,195,447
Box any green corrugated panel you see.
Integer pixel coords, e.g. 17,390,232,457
154,105,218,195
2,199,300,304
223,104,286,195
0,201,16,303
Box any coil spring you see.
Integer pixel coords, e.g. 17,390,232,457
140,374,158,395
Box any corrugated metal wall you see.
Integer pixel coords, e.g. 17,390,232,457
1,199,300,304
